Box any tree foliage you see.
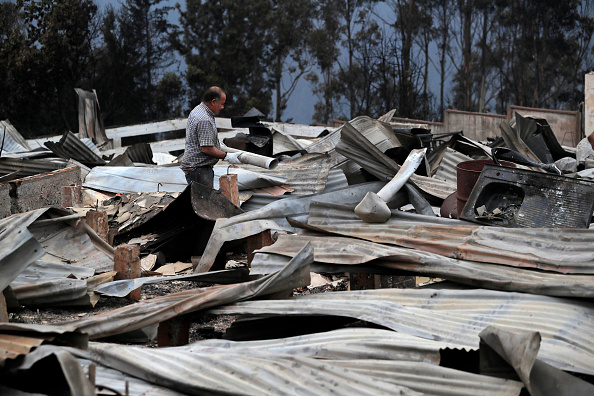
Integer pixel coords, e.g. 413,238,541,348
1,0,593,136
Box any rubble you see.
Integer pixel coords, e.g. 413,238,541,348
1,100,594,395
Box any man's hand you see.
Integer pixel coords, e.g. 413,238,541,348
224,152,242,164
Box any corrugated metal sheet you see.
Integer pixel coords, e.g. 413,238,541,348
336,118,456,199
0,323,87,364
239,168,348,212
186,328,447,363
250,233,594,298
331,360,522,396
210,288,594,376
267,122,331,138
44,131,106,166
432,147,473,183
0,210,46,291
78,358,186,396
303,202,594,274
271,127,306,154
10,260,101,307
237,153,332,195
213,165,286,190
63,329,523,396
75,342,422,396
307,199,463,226
0,157,67,180
29,217,114,273
197,182,387,269
0,120,31,153
62,243,312,339
83,166,188,193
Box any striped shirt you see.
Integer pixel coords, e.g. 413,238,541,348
181,103,220,172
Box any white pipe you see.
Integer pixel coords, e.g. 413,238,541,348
354,148,427,223
376,148,427,201
221,146,279,169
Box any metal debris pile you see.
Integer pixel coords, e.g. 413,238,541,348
1,105,594,395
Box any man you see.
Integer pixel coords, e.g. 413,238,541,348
181,86,241,187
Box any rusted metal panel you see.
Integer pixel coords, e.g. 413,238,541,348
251,233,594,297
304,201,594,274
0,323,88,365
211,287,594,376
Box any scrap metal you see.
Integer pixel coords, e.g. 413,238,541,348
250,233,594,297
210,287,594,376
304,200,594,274
61,243,312,339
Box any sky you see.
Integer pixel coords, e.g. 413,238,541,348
99,0,315,124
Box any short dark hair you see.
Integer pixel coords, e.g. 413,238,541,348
202,86,224,103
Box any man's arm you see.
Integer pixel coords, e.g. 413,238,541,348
201,145,226,159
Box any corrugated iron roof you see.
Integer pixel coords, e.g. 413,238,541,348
0,210,46,291
303,201,594,274
210,288,594,376
62,243,312,339
44,131,105,166
0,120,31,154
236,153,333,195
83,166,188,194
187,328,447,363
76,342,422,395
432,147,473,183
0,157,67,180
251,233,594,298
0,323,87,365
63,328,523,396
29,217,114,273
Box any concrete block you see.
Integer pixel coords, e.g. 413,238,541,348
8,167,81,214
0,184,10,219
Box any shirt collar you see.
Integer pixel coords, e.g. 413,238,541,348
200,102,215,117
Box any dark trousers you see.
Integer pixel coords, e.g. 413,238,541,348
185,166,214,189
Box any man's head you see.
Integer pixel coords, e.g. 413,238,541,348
202,86,226,115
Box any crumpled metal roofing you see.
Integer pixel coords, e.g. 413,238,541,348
250,233,594,298
239,168,349,212
63,327,523,396
73,342,422,396
0,323,87,365
0,210,46,291
77,357,186,396
213,165,286,190
0,120,31,154
195,182,387,271
210,287,594,376
432,147,473,183
302,201,594,274
235,153,334,195
186,328,447,363
10,260,99,307
83,166,187,193
61,243,312,339
336,118,456,199
0,157,67,180
44,131,106,166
